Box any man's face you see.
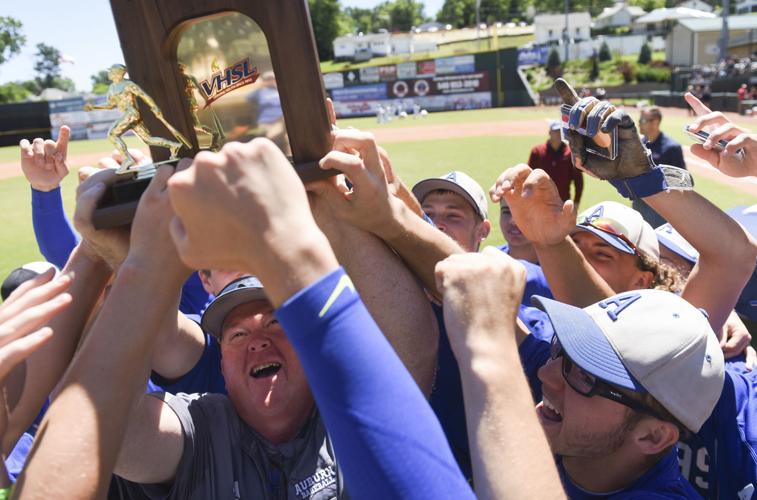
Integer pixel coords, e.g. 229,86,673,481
571,231,650,292
200,270,247,296
422,191,489,252
220,300,313,429
499,201,530,248
638,112,658,137
548,129,563,148
536,356,637,458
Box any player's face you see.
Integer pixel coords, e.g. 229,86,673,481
570,231,650,292
536,356,637,458
659,246,694,279
499,201,530,248
220,300,313,435
422,191,489,252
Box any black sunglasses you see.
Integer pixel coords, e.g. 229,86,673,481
549,336,668,420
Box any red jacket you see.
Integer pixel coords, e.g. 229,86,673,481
527,141,583,204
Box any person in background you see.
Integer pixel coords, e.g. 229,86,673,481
635,106,688,228
527,121,583,206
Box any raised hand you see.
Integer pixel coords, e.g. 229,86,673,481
73,166,130,268
685,93,756,178
555,79,651,179
20,126,71,192
491,164,576,247
435,248,526,356
167,139,336,305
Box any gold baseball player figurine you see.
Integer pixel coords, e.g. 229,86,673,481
84,64,191,174
178,63,224,151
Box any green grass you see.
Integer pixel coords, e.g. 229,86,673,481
320,33,534,73
0,107,755,280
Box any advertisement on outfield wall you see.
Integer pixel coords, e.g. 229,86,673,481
49,96,123,141
331,92,492,118
434,55,475,75
359,66,380,83
385,72,489,98
397,61,417,79
323,72,344,89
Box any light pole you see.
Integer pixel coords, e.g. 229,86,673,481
718,0,730,63
564,0,570,63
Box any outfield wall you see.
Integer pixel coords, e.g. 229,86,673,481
323,48,533,118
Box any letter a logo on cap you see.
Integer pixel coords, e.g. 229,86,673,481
587,205,604,224
598,292,641,321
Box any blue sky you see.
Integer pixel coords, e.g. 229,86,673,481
1,0,445,91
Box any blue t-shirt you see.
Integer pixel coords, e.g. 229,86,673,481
677,356,757,499
498,244,553,305
642,132,686,171
149,315,226,395
559,449,700,499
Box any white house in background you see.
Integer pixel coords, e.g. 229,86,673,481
737,0,757,14
634,6,716,33
594,3,647,30
332,32,437,61
677,0,714,12
534,13,592,45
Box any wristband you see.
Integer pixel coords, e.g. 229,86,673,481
608,153,694,200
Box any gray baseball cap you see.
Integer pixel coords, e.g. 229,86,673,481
201,276,268,339
412,171,488,220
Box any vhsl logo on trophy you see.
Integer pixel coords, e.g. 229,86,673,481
200,57,260,106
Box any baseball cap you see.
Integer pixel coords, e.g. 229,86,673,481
533,290,724,432
201,276,268,339
412,171,488,220
655,223,698,266
1,262,59,301
728,205,757,321
549,120,562,132
575,201,660,262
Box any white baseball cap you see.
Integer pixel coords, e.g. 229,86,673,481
655,223,698,266
533,290,724,432
412,171,488,220
575,201,660,262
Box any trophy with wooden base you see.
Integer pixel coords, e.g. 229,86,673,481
94,0,333,229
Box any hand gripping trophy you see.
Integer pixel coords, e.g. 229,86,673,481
84,64,191,174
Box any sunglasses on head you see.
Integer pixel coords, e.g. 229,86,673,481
549,336,667,420
577,216,640,257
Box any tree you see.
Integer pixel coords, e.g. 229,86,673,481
598,41,612,62
0,81,31,103
383,0,427,32
34,43,63,90
91,70,111,94
638,42,651,65
309,0,343,61
0,16,25,67
437,0,476,28
547,47,561,77
589,52,599,80
344,7,375,33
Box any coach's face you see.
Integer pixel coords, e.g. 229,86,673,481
220,300,313,441
570,232,652,292
422,191,490,252
536,356,638,458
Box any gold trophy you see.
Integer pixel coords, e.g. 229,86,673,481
87,64,191,228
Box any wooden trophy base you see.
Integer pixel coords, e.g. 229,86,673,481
92,163,168,229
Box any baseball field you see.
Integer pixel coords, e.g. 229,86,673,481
1,105,755,280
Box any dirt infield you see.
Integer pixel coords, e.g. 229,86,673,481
2,110,756,197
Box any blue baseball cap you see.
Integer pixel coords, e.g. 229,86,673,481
728,205,757,321
201,276,268,339
532,290,723,432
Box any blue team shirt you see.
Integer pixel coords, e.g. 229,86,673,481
498,244,553,305
149,315,226,396
247,87,284,124
558,449,700,499
642,132,686,170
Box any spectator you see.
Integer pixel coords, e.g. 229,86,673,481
636,106,688,228
527,121,583,206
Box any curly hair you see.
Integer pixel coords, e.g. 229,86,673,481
637,252,684,294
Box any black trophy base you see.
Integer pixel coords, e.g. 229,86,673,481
91,163,165,229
